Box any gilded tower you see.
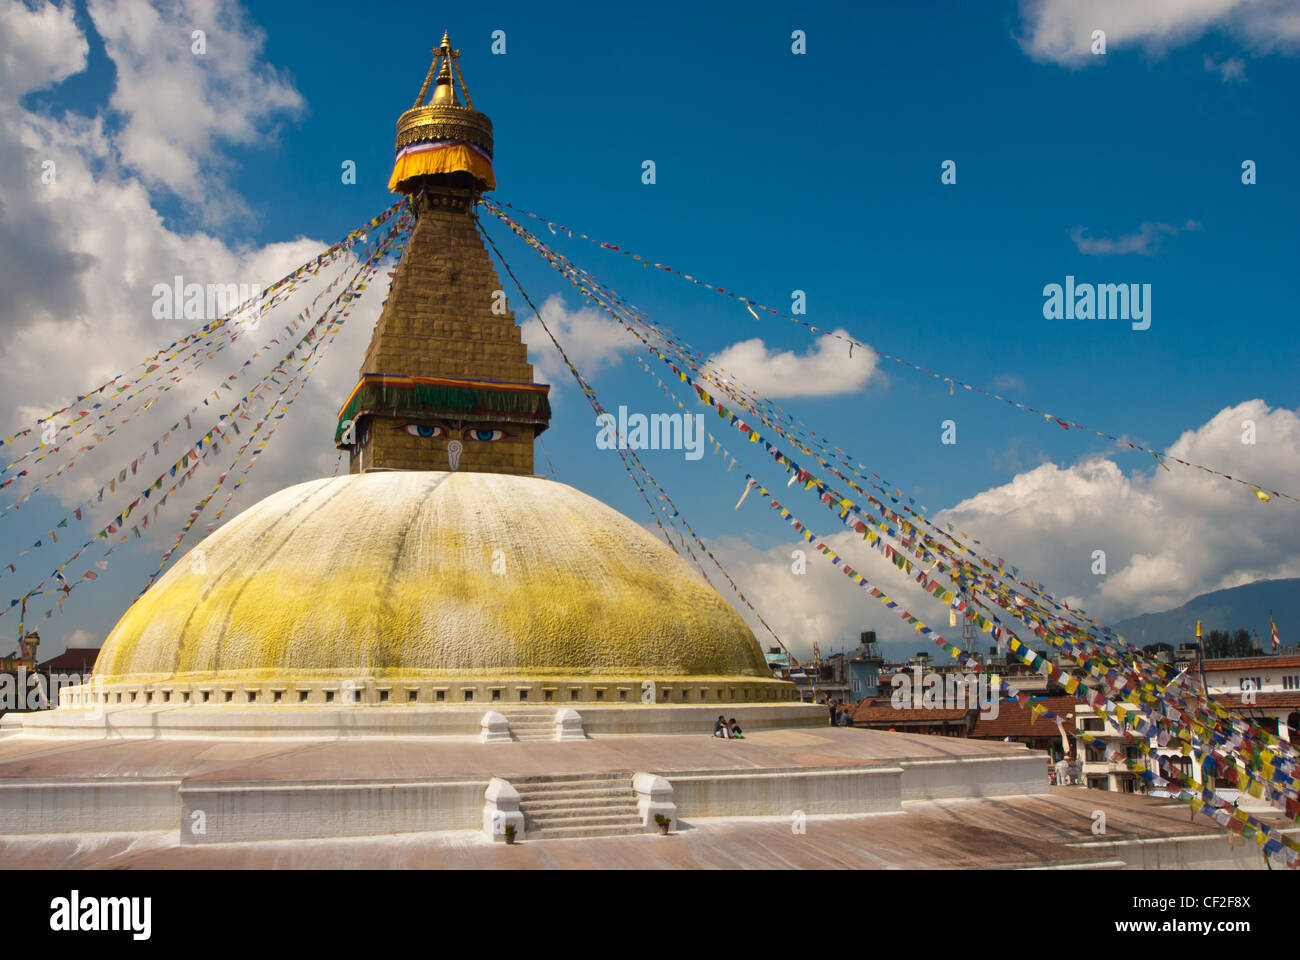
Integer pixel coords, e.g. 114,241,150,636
335,32,550,475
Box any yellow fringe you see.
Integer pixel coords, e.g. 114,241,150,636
388,145,496,192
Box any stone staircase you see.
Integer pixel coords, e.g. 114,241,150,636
513,772,646,840
503,709,558,742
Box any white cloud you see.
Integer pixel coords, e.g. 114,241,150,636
706,329,877,399
709,401,1300,660
1204,52,1248,80
519,294,630,389
0,1,379,568
0,0,88,95
1069,219,1200,256
708,530,940,662
58,627,96,648
86,0,303,218
1017,0,1300,65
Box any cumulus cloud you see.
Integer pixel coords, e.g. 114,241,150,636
0,0,88,94
520,297,875,403
86,0,303,218
0,1,383,638
1069,219,1200,256
1017,0,1300,65
706,329,877,399
519,294,630,389
709,401,1300,660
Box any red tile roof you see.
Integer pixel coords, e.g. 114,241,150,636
1203,655,1300,672
970,697,1080,739
36,647,99,672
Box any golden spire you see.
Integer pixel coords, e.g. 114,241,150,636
390,30,494,193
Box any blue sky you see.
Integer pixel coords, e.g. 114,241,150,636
3,0,1299,659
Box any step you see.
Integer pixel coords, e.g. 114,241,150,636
520,790,637,806
522,816,655,832
511,771,634,785
515,786,631,802
523,804,640,821
525,813,644,830
514,776,631,790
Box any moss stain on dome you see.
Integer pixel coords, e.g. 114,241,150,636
95,472,770,684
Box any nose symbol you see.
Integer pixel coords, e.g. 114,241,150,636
447,439,463,471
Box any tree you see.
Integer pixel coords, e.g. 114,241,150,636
1201,628,1261,659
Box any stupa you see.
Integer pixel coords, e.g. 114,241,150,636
49,31,804,733
0,37,1250,868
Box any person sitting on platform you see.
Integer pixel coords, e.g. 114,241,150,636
728,718,744,740
714,715,730,738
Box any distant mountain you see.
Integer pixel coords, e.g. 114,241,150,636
1110,578,1300,650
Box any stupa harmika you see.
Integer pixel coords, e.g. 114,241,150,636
62,32,805,725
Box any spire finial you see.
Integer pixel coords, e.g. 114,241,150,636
390,32,495,194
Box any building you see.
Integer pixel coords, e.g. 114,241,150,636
1074,701,1148,793
0,632,40,675
852,693,1082,782
847,631,885,701
1201,653,1300,742
1072,651,1300,798
36,32,808,730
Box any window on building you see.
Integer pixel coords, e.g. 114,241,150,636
1283,676,1300,691
1240,677,1262,691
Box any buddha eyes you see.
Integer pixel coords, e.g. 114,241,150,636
401,423,444,438
399,424,508,441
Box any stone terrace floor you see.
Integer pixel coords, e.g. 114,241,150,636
0,726,1034,782
0,789,1273,869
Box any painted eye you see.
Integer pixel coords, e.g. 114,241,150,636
401,423,444,438
465,428,508,442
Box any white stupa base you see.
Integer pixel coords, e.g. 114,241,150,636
0,701,826,741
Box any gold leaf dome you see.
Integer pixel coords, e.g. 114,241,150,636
93,472,777,694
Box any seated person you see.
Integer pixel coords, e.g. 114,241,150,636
728,718,744,740
713,715,730,738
